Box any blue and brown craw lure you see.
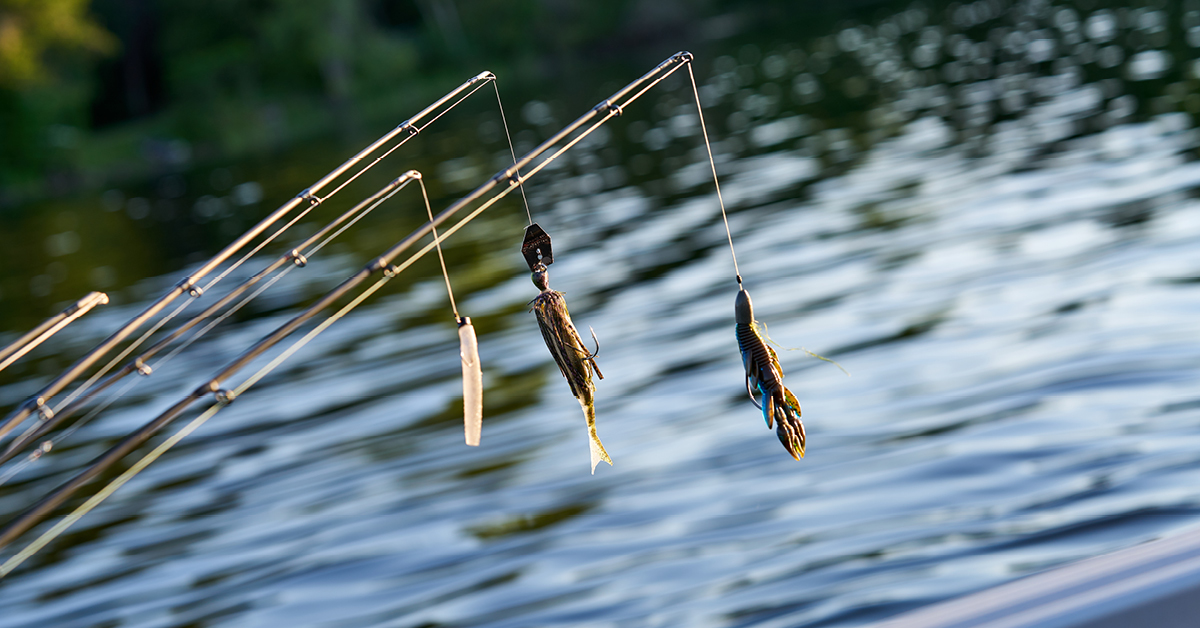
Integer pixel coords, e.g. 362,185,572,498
677,62,813,460
735,287,805,460
523,224,612,474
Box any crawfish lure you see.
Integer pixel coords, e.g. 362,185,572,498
523,224,612,473
736,288,805,460
678,58,813,459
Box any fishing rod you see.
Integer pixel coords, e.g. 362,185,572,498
0,71,498,444
0,74,527,467
0,292,109,374
0,50,695,566
0,172,424,467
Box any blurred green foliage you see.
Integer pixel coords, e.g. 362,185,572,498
0,0,115,185
0,0,667,199
0,0,114,86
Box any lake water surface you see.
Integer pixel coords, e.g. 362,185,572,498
4,1,1200,626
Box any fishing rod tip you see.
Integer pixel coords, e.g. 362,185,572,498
81,291,109,307
477,71,496,81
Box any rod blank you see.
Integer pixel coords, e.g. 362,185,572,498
0,173,423,466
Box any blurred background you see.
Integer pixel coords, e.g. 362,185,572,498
4,0,1200,626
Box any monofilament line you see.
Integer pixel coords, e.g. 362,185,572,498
687,63,741,286
421,177,459,319
493,82,533,225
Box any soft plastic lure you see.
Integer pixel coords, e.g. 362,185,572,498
458,317,483,446
735,288,805,459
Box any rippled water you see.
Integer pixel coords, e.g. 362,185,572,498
5,1,1200,626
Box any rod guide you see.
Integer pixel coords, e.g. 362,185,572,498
177,278,203,298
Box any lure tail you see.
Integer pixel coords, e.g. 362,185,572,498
774,385,805,460
580,396,612,474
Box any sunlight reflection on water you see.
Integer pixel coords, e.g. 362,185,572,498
4,1,1200,626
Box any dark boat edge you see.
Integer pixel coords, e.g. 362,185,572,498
876,525,1200,628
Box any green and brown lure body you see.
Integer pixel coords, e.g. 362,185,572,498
529,263,611,473
736,288,805,460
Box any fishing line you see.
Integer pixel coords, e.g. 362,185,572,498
0,443,48,487
363,63,692,282
278,75,494,235
421,178,459,318
202,79,494,294
234,274,393,397
418,171,484,446
686,63,741,286
145,177,421,384
386,111,629,276
685,64,844,383
492,82,533,225
416,77,495,135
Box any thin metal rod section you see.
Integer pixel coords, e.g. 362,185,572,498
0,72,495,442
0,52,693,553
0,173,422,465
0,292,109,373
